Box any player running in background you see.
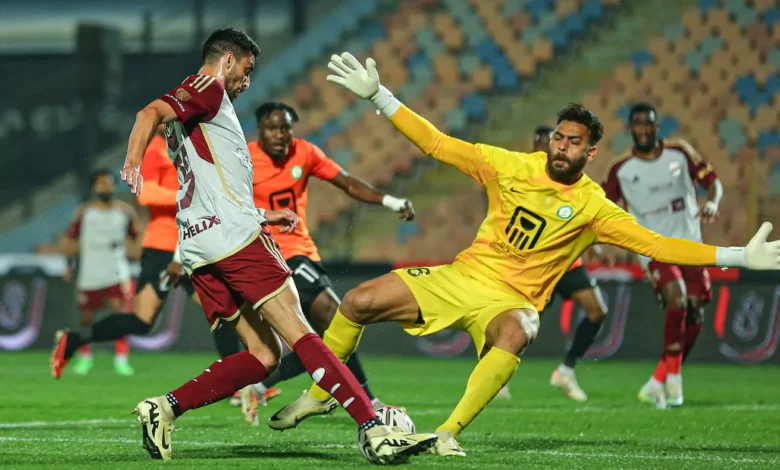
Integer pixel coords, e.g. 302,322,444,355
100,29,435,462
268,52,780,456
61,169,140,376
603,103,724,409
497,126,609,402
243,102,415,421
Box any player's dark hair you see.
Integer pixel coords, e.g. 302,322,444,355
556,103,604,145
533,125,554,139
254,102,300,124
90,168,114,186
201,28,260,65
628,102,657,123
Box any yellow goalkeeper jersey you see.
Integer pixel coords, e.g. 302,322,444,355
388,105,718,311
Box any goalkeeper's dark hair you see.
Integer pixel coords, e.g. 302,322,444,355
628,102,658,123
556,103,604,145
90,168,114,186
201,28,260,65
533,125,554,139
255,102,300,123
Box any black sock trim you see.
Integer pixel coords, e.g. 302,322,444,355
165,393,182,418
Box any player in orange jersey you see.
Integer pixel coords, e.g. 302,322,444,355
243,102,415,422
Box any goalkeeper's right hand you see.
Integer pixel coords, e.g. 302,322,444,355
327,52,401,117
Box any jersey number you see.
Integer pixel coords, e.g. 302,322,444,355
505,206,546,249
174,148,196,211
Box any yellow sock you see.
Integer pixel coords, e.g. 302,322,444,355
436,347,519,436
309,309,365,400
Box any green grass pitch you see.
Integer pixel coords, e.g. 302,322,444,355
2,352,779,469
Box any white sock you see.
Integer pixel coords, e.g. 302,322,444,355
666,374,682,387
252,382,267,395
648,377,664,389
114,354,128,364
558,364,574,376
79,352,93,360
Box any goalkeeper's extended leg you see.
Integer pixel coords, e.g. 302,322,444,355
432,308,537,457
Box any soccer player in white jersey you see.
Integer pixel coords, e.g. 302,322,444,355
108,28,435,462
61,169,139,376
602,103,724,408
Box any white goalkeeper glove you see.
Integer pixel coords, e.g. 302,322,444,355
717,222,780,270
326,52,401,117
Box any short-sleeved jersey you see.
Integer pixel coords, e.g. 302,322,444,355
249,138,343,262
602,139,718,266
67,202,136,290
138,134,179,252
387,105,719,312
158,74,266,272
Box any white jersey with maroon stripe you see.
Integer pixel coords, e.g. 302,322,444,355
159,74,266,272
67,204,134,290
602,138,719,267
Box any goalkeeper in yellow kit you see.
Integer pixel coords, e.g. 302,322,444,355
268,52,780,456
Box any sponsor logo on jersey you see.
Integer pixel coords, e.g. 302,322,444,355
669,161,682,177
180,216,221,240
175,88,191,102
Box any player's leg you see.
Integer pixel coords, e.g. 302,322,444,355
551,268,606,402
434,307,538,456
51,250,172,377
108,282,134,376
681,267,711,364
268,271,419,429
639,262,686,409
73,299,97,375
133,268,280,461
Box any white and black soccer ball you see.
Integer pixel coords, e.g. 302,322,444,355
357,406,416,464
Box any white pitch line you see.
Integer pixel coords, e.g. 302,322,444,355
0,415,228,429
0,436,774,464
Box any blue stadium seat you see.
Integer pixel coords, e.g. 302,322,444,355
757,130,780,156
765,8,780,29
319,121,343,143
459,53,482,77
734,75,758,102
526,0,552,21
362,20,386,44
581,0,605,21
632,50,655,73
547,28,570,49
664,23,686,42
445,107,468,132
563,11,587,36
700,34,723,57
697,0,719,15
616,105,633,123
397,221,420,244
503,0,526,17
331,147,354,167
766,72,780,95
462,93,486,120
718,117,748,155
658,116,681,139
685,50,706,74
767,47,780,69
407,52,431,71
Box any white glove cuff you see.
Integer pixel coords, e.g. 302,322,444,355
382,195,406,212
172,245,181,264
704,201,719,214
715,246,748,268
371,86,402,118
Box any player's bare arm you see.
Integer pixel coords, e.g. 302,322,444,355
329,171,415,220
122,99,178,196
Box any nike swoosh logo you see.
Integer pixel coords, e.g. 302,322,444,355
161,430,170,450
510,187,521,193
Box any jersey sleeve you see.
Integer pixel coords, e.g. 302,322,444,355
307,141,343,180
158,75,223,124
601,158,626,203
65,206,84,239
590,196,717,266
388,105,499,184
676,139,718,189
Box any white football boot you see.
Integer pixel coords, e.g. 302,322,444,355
268,390,339,430
133,397,174,460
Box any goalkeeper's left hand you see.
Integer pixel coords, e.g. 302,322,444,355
745,222,780,270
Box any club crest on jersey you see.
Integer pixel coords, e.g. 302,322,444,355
175,88,191,102
557,205,573,219
237,148,253,169
291,165,303,180
669,161,682,177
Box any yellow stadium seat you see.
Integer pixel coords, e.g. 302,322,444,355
532,37,553,64
681,9,706,42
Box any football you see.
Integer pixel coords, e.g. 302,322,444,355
357,407,417,464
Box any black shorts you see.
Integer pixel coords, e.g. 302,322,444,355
553,265,597,300
136,248,195,299
287,255,334,316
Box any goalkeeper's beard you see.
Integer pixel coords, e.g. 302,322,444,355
546,153,587,182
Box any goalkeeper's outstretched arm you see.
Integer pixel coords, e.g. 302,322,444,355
326,52,495,183
592,214,780,271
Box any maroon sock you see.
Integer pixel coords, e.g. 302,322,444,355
663,306,686,375
293,333,377,428
682,323,703,363
166,351,268,417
